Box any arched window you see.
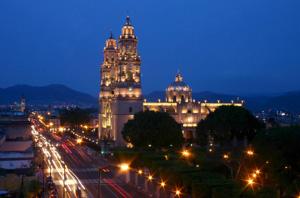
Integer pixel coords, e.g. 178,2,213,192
173,96,176,102
181,95,185,103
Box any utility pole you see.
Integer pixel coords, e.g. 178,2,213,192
98,168,101,198
48,156,52,178
63,163,66,198
42,155,45,198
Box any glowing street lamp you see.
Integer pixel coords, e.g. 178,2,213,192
255,169,261,175
119,163,130,172
181,149,191,158
76,138,83,144
147,175,153,181
160,181,166,188
246,178,254,186
175,189,182,197
223,154,229,159
58,127,65,132
246,149,254,156
138,169,143,175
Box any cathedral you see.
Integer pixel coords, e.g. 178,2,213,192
98,17,243,146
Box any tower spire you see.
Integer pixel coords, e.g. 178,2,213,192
109,31,114,39
125,16,131,26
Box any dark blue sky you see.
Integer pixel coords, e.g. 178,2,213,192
0,0,299,96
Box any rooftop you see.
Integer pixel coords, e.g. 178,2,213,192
0,141,32,152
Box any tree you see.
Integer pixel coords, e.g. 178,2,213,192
59,107,91,128
252,126,300,196
122,111,184,148
196,105,264,146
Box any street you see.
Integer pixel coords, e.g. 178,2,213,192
32,123,148,198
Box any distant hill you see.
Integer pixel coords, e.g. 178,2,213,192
262,91,300,113
0,84,97,106
145,91,300,113
1,84,299,113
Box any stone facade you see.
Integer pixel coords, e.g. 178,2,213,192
99,17,243,146
99,17,142,146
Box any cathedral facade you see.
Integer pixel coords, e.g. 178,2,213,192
99,17,243,146
99,17,142,146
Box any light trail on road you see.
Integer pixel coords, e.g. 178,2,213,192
31,126,88,197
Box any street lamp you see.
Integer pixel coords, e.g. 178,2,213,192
160,180,166,188
246,149,254,156
223,154,229,159
119,163,130,172
181,149,191,158
175,189,182,197
48,156,52,178
62,163,66,198
246,178,254,186
147,175,153,181
138,169,143,175
76,138,83,145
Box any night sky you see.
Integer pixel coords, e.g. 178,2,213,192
0,0,299,96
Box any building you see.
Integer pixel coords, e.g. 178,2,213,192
0,140,33,170
144,72,243,140
99,16,142,146
99,17,243,146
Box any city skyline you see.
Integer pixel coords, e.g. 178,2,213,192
1,0,300,95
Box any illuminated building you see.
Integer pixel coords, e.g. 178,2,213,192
99,16,142,146
99,17,243,145
144,73,243,139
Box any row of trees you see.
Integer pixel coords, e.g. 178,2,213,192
59,107,95,128
121,106,300,197
122,106,264,148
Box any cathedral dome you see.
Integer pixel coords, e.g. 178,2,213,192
166,72,192,103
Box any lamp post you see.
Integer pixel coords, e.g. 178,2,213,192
42,155,45,198
98,168,101,198
48,156,52,178
63,163,66,198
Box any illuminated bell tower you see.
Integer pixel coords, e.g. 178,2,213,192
111,16,143,146
99,16,143,146
99,33,118,140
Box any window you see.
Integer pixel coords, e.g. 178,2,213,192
181,95,185,103
129,107,133,113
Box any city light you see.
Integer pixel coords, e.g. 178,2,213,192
147,175,153,181
247,178,254,186
58,127,65,132
175,189,182,196
119,163,130,172
181,149,191,158
76,138,83,144
255,169,261,175
223,154,229,159
246,149,254,156
138,169,143,175
160,181,166,188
